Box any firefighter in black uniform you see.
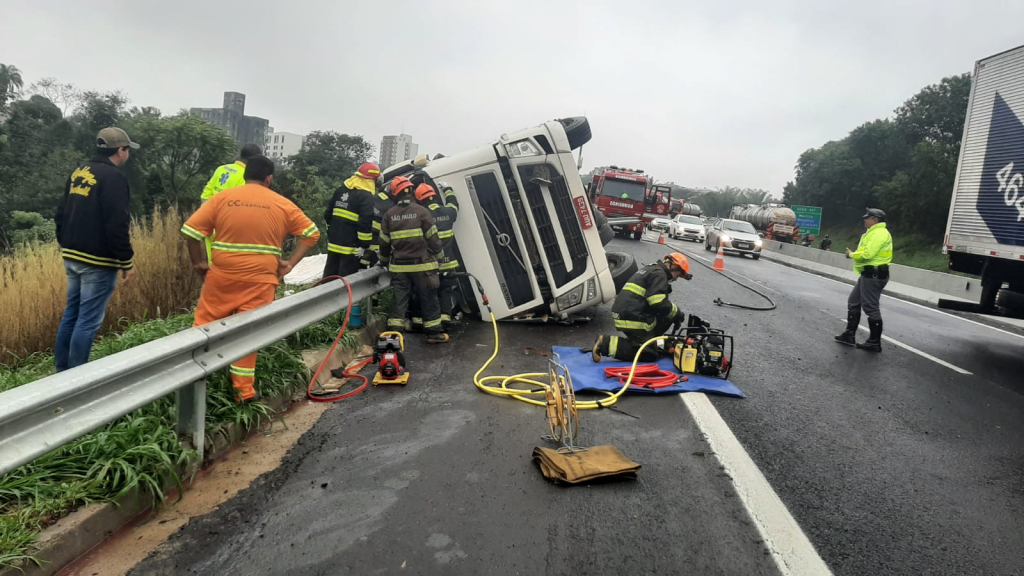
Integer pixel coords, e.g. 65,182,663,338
379,177,449,344
361,179,395,269
322,162,378,278
591,253,692,362
434,181,461,325
413,183,460,328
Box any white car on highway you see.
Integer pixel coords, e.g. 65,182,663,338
706,218,763,259
670,214,706,243
648,216,672,235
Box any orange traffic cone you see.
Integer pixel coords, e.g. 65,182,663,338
713,245,726,271
658,231,666,244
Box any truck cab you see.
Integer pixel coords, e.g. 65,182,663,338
381,118,636,321
587,167,671,239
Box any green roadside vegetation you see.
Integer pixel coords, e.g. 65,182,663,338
0,301,378,570
818,226,950,273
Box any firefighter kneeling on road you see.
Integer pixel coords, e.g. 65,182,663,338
380,177,450,344
591,253,692,362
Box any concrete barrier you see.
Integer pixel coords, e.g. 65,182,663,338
762,240,978,302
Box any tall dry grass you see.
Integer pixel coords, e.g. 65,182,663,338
0,206,203,365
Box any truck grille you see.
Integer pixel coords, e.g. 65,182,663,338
518,167,587,287
467,172,535,308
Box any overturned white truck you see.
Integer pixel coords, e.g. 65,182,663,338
381,118,637,321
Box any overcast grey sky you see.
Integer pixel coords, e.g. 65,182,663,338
2,0,1023,193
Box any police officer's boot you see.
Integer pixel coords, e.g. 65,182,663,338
856,319,883,352
834,308,859,346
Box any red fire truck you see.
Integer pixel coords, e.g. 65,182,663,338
587,166,671,240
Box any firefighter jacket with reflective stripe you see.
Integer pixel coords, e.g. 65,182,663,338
611,262,679,331
425,198,458,270
369,191,396,252
182,183,319,285
379,200,442,272
55,156,134,270
323,175,375,255
441,185,460,212
849,222,893,273
201,161,246,201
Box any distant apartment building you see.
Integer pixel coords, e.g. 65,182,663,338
379,134,419,168
265,130,306,162
189,91,269,145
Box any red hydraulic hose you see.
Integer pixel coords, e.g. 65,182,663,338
306,275,371,402
603,364,685,389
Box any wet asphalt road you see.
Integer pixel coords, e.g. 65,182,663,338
130,238,1024,576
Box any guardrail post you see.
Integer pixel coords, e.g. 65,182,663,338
176,380,207,461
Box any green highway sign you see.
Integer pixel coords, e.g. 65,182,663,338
792,205,822,236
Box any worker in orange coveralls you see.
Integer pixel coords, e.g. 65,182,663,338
181,156,320,402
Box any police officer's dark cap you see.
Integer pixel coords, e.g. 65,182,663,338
862,208,886,220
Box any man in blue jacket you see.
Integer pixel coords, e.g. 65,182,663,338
53,127,138,371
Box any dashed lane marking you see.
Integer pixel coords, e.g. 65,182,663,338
838,318,973,375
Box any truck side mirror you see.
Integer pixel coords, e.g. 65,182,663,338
758,232,766,238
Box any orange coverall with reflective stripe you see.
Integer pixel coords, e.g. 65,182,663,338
182,184,320,400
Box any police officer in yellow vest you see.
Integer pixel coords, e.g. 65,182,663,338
835,208,893,352
201,144,263,203
199,144,262,262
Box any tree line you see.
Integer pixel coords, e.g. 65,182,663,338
0,64,373,251
782,74,971,237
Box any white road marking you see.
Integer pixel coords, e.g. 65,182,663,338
680,393,833,576
760,258,1024,342
837,318,973,375
878,296,1024,341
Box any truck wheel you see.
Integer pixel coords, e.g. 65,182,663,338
752,254,761,260
632,229,643,240
607,251,638,293
996,289,1024,316
557,117,592,150
592,211,614,245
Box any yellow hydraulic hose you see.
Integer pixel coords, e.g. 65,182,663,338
473,311,663,410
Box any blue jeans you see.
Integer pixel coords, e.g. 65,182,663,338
55,260,119,372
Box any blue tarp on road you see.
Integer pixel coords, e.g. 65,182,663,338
551,346,745,399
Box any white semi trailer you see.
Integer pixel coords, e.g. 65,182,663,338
941,44,1024,318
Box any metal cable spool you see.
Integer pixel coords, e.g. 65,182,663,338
543,356,586,453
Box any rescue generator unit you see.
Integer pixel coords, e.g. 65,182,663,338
670,315,733,379
373,331,409,385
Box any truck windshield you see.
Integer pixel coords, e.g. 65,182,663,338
601,178,646,202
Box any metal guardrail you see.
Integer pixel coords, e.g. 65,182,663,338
0,268,390,476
